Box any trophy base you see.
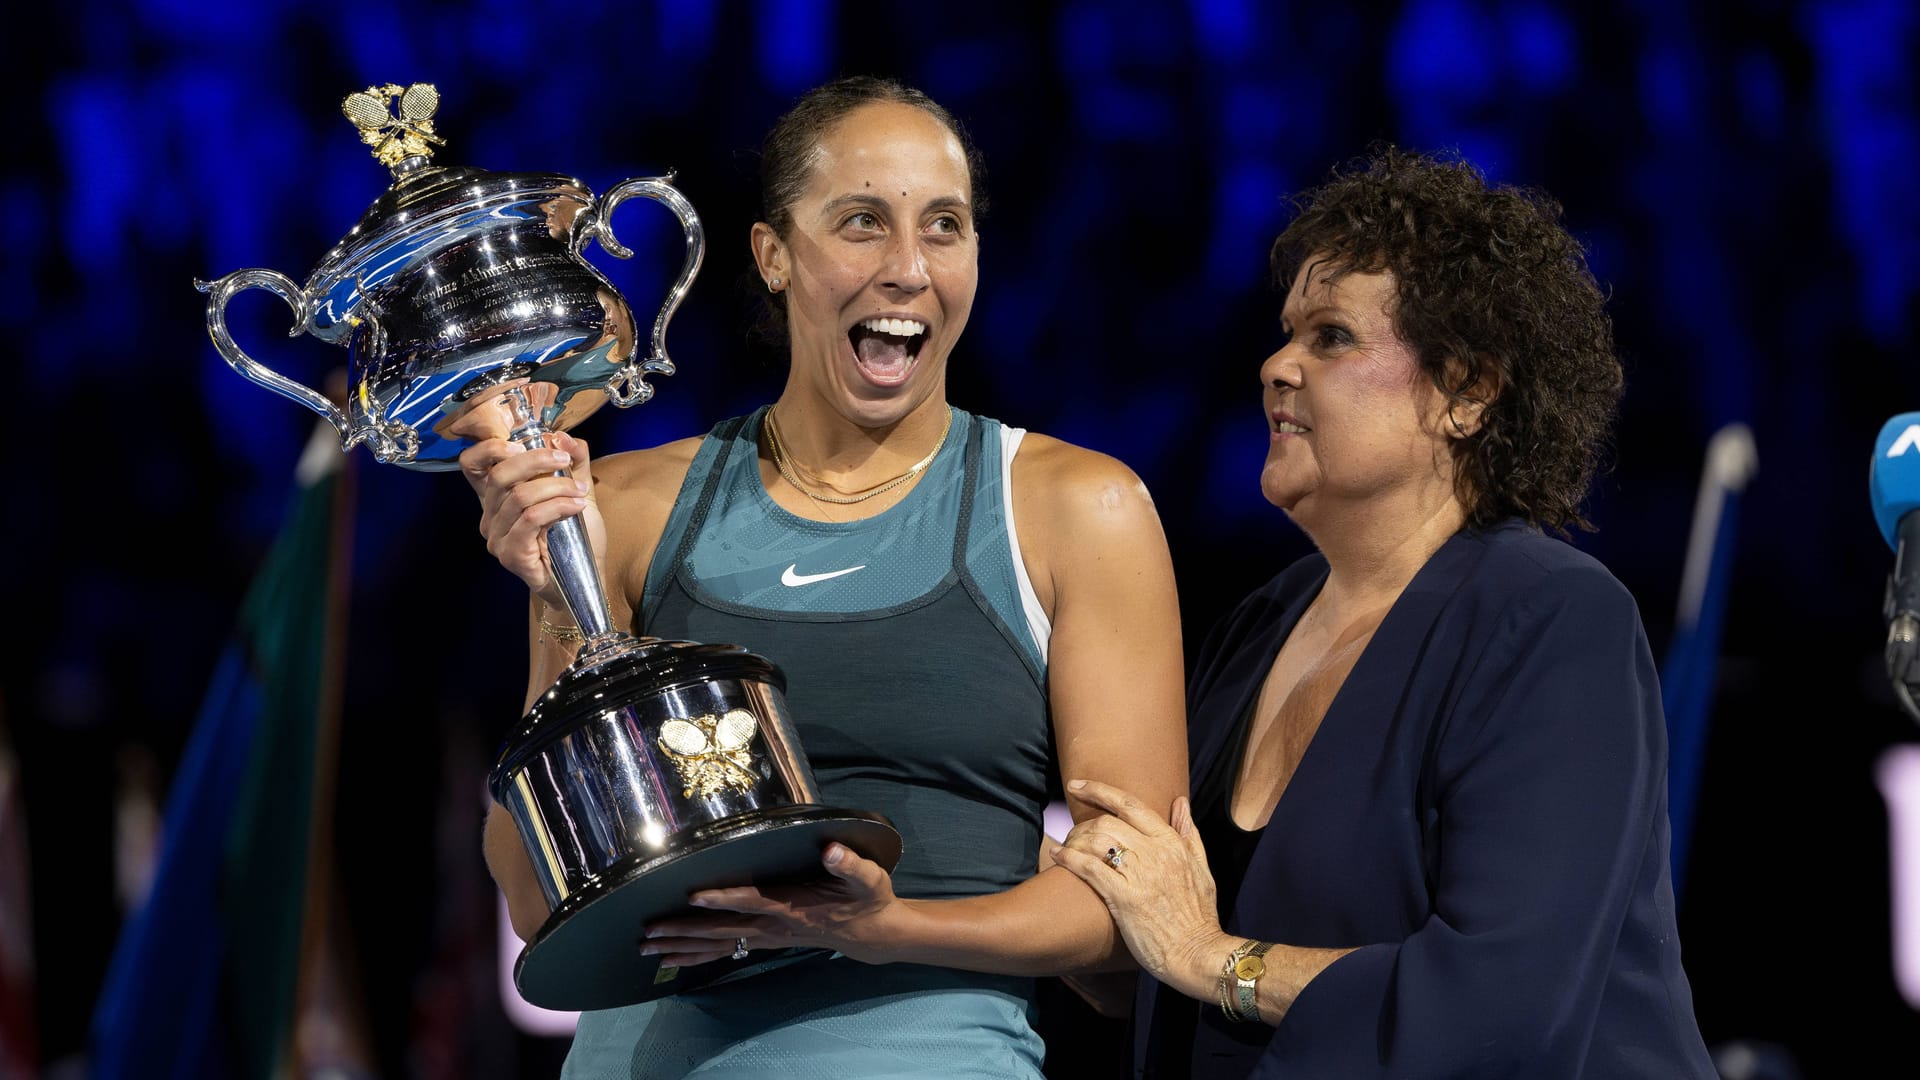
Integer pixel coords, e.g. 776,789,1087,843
513,804,903,1011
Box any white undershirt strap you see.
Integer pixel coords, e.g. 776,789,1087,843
999,426,1053,663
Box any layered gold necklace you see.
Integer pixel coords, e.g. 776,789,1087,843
763,406,953,506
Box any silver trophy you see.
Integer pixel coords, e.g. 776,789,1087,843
198,83,901,1010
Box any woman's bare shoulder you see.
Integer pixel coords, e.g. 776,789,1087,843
1007,430,1167,607
590,435,710,596
1010,432,1156,513
592,435,706,502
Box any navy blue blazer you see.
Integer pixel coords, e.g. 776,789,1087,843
1135,522,1716,1078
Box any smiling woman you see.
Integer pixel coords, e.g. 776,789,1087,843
1049,148,1717,1079
457,76,1188,1078
745,93,976,463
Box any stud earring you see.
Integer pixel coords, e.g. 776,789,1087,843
768,277,782,292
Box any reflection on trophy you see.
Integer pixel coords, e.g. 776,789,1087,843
197,83,901,1011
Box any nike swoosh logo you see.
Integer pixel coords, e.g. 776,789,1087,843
780,563,867,587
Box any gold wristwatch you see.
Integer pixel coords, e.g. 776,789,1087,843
1219,939,1274,1022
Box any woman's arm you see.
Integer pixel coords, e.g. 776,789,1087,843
647,437,1189,974
460,431,699,941
1051,786,1351,1024
888,438,1188,971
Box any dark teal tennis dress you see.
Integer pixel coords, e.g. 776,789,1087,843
561,407,1055,1079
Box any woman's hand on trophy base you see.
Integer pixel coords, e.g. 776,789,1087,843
640,843,901,968
458,430,607,608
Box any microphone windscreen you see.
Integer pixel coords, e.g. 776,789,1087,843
1872,413,1920,550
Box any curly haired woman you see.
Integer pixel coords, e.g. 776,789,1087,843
1051,147,1717,1078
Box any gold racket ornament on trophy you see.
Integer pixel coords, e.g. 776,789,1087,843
195,82,902,1010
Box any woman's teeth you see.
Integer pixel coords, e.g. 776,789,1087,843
860,317,926,337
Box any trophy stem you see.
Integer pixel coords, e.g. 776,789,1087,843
501,386,620,652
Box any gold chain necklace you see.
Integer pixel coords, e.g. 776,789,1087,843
763,406,953,505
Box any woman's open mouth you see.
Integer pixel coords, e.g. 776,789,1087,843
849,317,928,386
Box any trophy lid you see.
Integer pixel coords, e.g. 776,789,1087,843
304,82,595,339
199,79,700,475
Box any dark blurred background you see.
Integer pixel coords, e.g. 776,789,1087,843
4,1,1918,1077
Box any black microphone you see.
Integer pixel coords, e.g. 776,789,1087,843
1871,414,1920,716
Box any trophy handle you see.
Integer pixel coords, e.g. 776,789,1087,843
582,173,706,407
195,269,358,450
